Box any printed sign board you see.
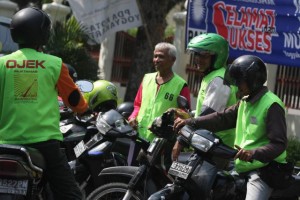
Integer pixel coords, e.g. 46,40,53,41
68,0,142,44
186,0,300,67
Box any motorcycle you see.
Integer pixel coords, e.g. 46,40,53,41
85,107,192,200
0,80,93,199
147,125,300,200
59,80,133,162
72,109,151,196
60,81,141,197
0,108,146,199
59,79,95,160
0,80,141,199
60,110,96,162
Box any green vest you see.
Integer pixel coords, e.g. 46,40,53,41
195,67,237,147
137,72,186,141
235,91,287,173
0,48,63,144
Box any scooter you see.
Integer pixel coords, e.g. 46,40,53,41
0,108,146,199
0,144,46,199
59,81,140,197
85,108,192,200
148,125,300,200
0,80,93,199
0,80,140,199
71,109,150,196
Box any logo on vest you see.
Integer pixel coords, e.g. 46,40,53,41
14,72,38,102
6,60,46,69
250,116,258,125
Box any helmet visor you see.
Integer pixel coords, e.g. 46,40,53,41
188,51,215,73
186,48,215,56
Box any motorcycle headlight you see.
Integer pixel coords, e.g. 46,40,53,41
191,134,214,152
180,127,192,139
96,115,112,134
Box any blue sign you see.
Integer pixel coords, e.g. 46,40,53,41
186,0,300,67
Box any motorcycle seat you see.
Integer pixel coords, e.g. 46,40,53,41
25,146,46,169
0,144,46,170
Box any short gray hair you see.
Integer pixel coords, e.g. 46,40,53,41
154,42,177,59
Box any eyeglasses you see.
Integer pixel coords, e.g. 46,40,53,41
195,54,211,59
193,52,214,59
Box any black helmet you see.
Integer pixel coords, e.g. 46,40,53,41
149,110,176,139
65,64,78,82
116,102,134,119
10,7,51,46
225,55,267,93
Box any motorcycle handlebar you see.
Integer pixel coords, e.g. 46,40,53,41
134,133,150,151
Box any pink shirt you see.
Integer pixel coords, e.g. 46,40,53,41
128,83,191,120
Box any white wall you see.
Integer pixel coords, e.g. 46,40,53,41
97,33,128,104
266,64,300,139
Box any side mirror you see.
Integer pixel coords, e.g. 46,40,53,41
76,80,93,93
177,95,190,111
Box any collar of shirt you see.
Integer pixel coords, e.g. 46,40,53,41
244,86,269,104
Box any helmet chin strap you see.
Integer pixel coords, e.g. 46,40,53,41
202,55,216,76
203,66,214,76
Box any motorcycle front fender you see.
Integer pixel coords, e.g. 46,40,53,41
99,166,170,196
99,166,139,183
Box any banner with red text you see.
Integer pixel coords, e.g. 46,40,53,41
68,0,142,44
186,0,300,67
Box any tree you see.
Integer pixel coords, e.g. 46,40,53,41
11,0,43,9
124,0,185,101
10,0,99,81
44,16,99,81
12,0,186,99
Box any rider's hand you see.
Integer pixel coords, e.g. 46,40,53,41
172,141,183,161
173,117,187,132
234,145,254,162
128,118,138,130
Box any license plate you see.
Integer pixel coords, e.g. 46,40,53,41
0,179,28,195
74,140,86,158
168,161,192,179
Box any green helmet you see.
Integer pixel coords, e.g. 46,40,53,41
83,80,118,112
187,33,229,69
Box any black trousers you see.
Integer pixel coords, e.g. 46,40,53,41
27,140,82,200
